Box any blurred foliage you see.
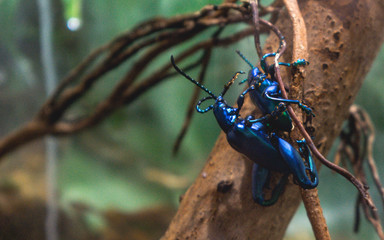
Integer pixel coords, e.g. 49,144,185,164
0,0,383,239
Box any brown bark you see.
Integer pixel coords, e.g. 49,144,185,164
162,0,384,239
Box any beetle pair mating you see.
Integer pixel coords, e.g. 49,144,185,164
171,51,318,206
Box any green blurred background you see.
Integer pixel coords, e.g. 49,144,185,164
0,0,383,239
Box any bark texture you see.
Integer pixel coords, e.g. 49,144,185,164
162,0,384,239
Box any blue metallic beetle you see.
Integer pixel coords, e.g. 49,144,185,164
171,56,318,206
236,51,314,132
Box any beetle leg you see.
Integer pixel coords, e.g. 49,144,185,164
236,85,257,114
276,136,318,189
252,163,288,206
277,59,309,67
297,139,318,185
261,52,308,74
292,59,309,67
264,91,315,117
246,102,287,125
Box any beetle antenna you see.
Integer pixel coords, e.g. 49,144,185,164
221,71,245,96
236,50,254,69
171,55,217,100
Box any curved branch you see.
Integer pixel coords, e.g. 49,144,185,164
250,0,263,59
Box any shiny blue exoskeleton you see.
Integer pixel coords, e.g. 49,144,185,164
171,56,318,206
237,51,314,132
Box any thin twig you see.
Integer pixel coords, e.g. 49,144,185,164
356,106,384,205
336,105,384,239
250,0,263,59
